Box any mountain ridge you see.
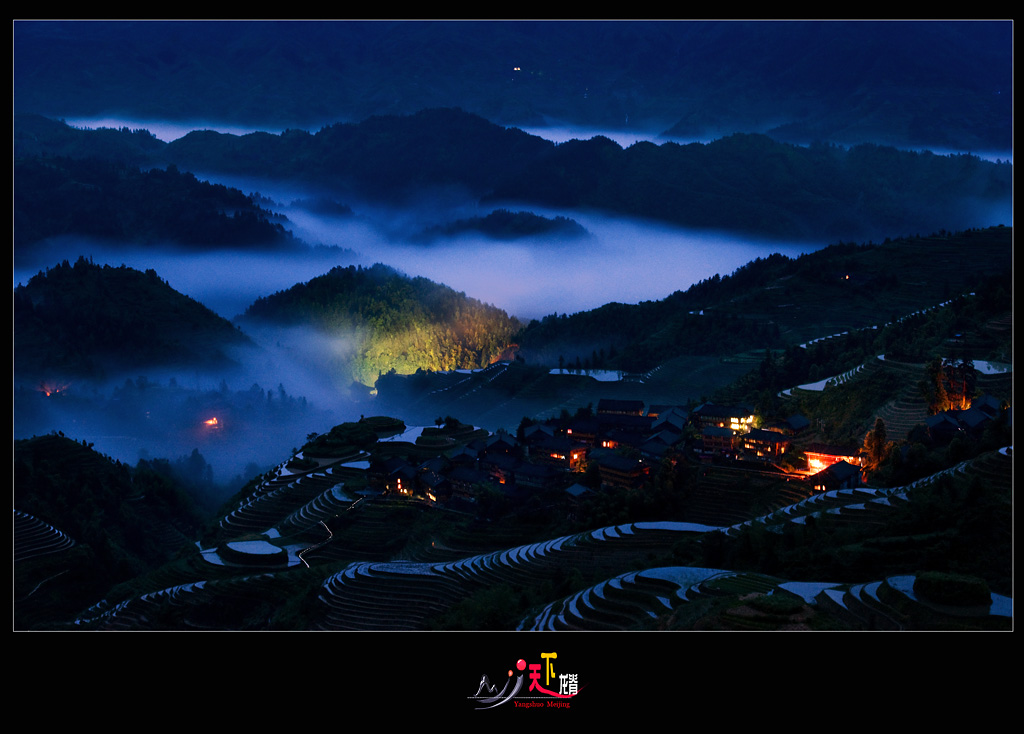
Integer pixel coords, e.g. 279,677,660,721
14,111,1012,245
14,20,1012,152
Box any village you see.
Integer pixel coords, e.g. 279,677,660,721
359,354,1012,527
364,397,855,512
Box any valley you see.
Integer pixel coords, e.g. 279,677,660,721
12,20,1013,638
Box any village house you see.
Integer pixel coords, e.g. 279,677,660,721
563,482,596,519
447,465,491,499
565,416,599,445
763,413,810,436
594,452,649,491
809,459,862,491
651,407,688,434
690,402,756,434
803,443,863,474
530,434,588,471
514,462,563,490
739,427,791,459
925,394,1007,443
701,425,735,456
925,411,965,443
596,398,645,416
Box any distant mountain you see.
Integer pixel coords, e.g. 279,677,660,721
237,263,522,386
416,209,590,242
13,154,296,262
15,111,1011,244
515,226,1014,373
13,20,1012,152
14,257,253,380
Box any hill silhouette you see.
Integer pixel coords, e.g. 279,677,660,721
14,257,253,380
238,263,522,386
14,111,1012,244
14,21,1011,152
14,154,296,262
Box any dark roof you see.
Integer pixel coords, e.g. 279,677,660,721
744,428,790,444
693,402,753,418
448,466,491,485
640,441,672,459
419,471,448,489
482,453,520,471
596,454,644,472
953,406,991,429
567,418,600,434
516,463,561,480
597,398,645,415
926,412,961,429
597,413,655,431
652,412,686,432
815,460,861,482
786,414,811,430
974,394,1003,416
702,426,734,437
565,483,595,499
522,423,555,442
417,456,448,473
646,430,681,446
486,433,518,450
535,435,576,453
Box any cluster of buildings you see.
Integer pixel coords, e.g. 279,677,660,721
924,393,1010,444
366,397,874,509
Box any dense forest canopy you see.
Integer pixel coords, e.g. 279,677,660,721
14,110,1012,245
515,227,1013,373
14,257,252,379
13,155,295,260
239,263,522,386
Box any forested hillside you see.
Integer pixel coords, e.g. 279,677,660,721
159,112,1016,242
238,263,522,386
14,433,209,628
415,208,590,241
14,155,295,261
515,227,1013,373
14,257,253,379
14,110,1012,244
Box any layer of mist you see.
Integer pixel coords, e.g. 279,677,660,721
14,118,1011,493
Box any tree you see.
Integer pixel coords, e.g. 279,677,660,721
921,358,951,414
863,417,890,473
944,357,977,410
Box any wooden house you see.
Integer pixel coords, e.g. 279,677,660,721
597,398,645,416
514,462,563,490
532,434,588,471
595,453,648,491
701,426,735,455
740,427,791,458
691,402,756,434
803,443,863,474
809,460,862,491
565,417,599,446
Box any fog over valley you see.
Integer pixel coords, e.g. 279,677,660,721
13,21,1014,635
12,112,1011,489
14,157,828,323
